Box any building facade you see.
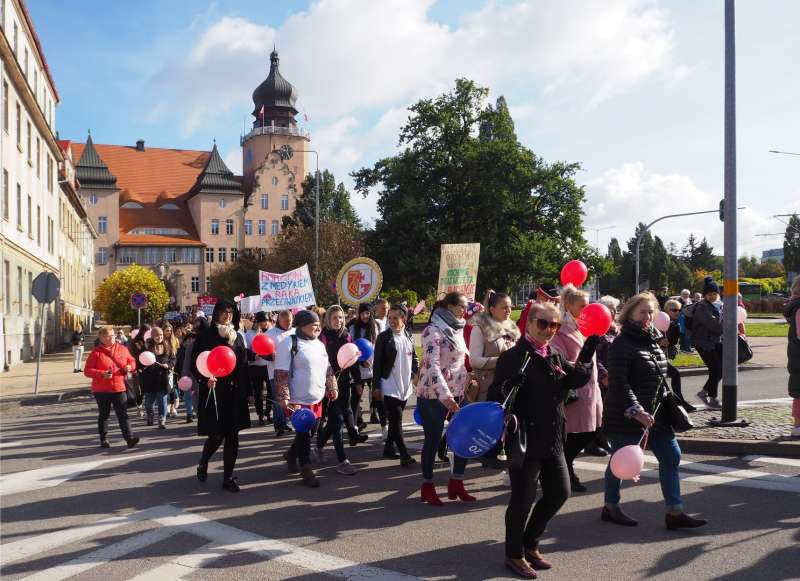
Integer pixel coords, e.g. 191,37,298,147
1,0,95,369
74,49,310,310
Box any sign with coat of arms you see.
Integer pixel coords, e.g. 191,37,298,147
336,257,383,306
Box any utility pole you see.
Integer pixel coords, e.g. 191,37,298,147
715,0,747,426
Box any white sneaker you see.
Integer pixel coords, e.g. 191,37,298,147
502,470,511,487
696,391,710,405
336,460,357,475
790,427,800,439
381,425,389,440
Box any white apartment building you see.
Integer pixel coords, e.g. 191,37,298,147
0,0,94,369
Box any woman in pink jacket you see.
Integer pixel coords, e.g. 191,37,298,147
550,285,602,493
417,292,475,506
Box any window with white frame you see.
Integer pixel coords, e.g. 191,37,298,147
271,220,279,236
205,247,214,262
219,199,226,209
280,195,289,210
257,220,266,236
97,247,108,265
218,248,226,262
272,177,278,187
97,216,107,234
260,193,268,209
211,219,219,235
225,219,234,235
191,277,200,293
231,248,238,262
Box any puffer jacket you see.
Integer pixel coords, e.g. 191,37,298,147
603,321,671,435
84,342,136,393
691,299,723,352
785,296,800,398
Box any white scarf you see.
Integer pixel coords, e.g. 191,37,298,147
431,310,467,354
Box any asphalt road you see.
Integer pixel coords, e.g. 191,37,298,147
1,382,799,581
681,367,790,403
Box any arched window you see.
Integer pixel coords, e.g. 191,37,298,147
121,201,143,209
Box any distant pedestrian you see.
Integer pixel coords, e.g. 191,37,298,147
71,323,85,372
678,289,693,352
83,326,139,449
162,323,180,417
661,299,695,412
517,283,560,336
602,292,707,530
785,275,800,438
656,286,670,310
245,311,273,426
176,318,204,423
692,277,723,409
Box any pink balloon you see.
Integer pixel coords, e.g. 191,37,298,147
130,329,139,339
610,444,645,481
196,350,212,378
138,351,156,367
560,260,588,287
654,311,671,333
413,300,426,316
737,306,747,324
177,376,193,392
337,343,360,370
143,329,152,341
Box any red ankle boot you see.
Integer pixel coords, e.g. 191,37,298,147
420,483,443,506
448,478,476,502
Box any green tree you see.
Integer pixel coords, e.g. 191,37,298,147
690,237,717,271
95,264,169,325
353,79,601,297
783,214,800,275
208,253,269,300
285,170,361,231
600,237,625,297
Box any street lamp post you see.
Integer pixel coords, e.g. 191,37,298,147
277,146,320,275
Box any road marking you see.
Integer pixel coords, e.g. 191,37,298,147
4,505,422,580
0,453,157,496
741,454,800,468
1,505,179,565
19,526,176,581
574,459,800,494
640,454,795,486
0,441,22,449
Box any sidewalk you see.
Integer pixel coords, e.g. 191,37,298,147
678,336,786,376
678,402,800,457
0,346,92,403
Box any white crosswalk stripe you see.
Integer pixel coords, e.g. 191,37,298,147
741,454,800,468
2,504,422,581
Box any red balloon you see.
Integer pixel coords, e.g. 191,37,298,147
578,303,613,337
560,260,589,287
206,345,237,377
252,333,275,356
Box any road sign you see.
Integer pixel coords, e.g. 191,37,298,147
31,272,60,304
130,292,148,309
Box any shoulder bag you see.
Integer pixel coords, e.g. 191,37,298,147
737,335,753,364
648,353,693,433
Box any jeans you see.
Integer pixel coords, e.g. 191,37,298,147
94,392,133,441
383,395,409,456
248,366,269,420
604,430,682,510
418,397,466,482
72,346,84,371
352,379,369,426
184,388,194,417
697,343,722,398
268,375,288,432
291,418,321,467
317,400,347,463
505,452,570,558
144,391,167,421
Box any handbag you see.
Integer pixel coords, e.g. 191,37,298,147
497,352,531,470
124,378,138,409
648,353,693,433
464,373,481,403
737,335,753,364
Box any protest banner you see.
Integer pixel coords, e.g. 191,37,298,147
239,295,262,315
336,257,383,306
436,243,480,300
197,296,218,317
259,264,317,311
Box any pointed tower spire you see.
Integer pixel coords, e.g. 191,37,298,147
76,134,117,189
192,143,242,196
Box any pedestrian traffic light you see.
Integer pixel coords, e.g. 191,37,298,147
719,199,724,222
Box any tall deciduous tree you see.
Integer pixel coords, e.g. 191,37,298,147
353,79,604,296
783,214,800,276
95,265,169,325
285,170,361,231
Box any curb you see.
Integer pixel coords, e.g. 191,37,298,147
678,364,773,377
0,387,92,407
677,436,800,458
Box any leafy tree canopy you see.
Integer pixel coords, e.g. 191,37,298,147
783,214,800,275
95,264,169,325
284,170,361,232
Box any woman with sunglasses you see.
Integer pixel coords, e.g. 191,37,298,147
417,292,474,506
661,299,695,412
602,292,707,530
492,302,596,578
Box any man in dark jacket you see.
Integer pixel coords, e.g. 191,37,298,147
692,277,723,408
785,276,800,438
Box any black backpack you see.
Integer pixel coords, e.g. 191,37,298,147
683,302,698,330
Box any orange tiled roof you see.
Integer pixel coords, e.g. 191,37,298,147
69,143,224,246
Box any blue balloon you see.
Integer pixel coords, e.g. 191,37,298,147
413,406,422,425
290,408,316,433
355,338,374,362
446,402,505,458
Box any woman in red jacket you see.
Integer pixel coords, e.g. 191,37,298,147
83,326,140,449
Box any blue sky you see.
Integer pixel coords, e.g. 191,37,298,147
28,0,800,257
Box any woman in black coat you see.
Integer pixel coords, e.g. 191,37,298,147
602,292,707,530
192,300,251,492
491,302,595,578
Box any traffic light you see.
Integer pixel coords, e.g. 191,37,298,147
719,199,725,222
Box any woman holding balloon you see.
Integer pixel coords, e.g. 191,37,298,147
193,300,251,493
275,309,341,487
602,292,707,530
128,324,151,415
491,301,597,578
550,285,603,494
139,327,175,429
417,292,475,506
349,303,383,434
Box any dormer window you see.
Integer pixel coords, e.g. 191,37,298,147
129,227,189,236
121,201,143,209
160,203,180,210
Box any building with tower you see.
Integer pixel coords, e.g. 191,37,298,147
72,48,312,312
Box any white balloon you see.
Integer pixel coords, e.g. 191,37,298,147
654,311,671,333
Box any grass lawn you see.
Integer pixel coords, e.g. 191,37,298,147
746,322,789,337
672,352,704,367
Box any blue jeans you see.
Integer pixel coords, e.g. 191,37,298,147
604,429,683,510
144,391,167,421
418,398,466,482
183,388,194,417
269,375,287,431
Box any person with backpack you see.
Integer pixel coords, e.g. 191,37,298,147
691,277,724,408
275,310,339,487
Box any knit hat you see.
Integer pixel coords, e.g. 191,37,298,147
358,302,373,315
293,309,320,328
254,311,268,323
702,276,720,295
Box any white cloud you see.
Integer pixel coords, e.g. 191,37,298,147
223,148,242,175
585,162,776,258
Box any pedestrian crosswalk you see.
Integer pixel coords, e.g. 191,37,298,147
1,504,421,581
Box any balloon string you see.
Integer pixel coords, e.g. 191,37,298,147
204,377,219,422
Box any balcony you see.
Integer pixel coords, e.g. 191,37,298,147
241,125,310,145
